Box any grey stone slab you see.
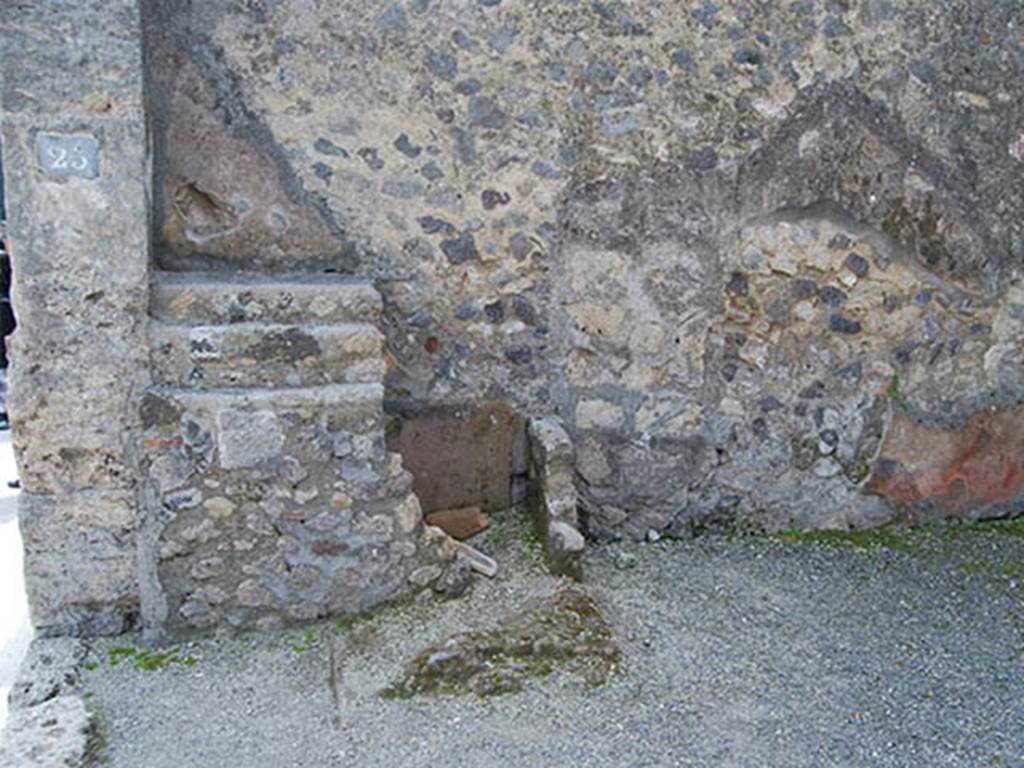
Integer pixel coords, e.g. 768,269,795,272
149,273,382,325
0,695,94,768
8,638,87,710
18,492,138,637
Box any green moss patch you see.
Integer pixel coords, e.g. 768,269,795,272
944,517,1024,541
774,526,919,550
380,587,620,699
107,646,198,671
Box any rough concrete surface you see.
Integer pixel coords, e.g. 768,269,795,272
80,513,1024,767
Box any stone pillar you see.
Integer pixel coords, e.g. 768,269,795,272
527,416,585,580
0,1,150,635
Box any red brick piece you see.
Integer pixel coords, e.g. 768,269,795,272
424,506,490,541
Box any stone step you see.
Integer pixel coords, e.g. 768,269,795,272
141,383,389,479
150,271,381,325
142,382,385,432
149,321,385,388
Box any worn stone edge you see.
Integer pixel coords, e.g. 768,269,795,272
527,416,585,580
1,638,96,767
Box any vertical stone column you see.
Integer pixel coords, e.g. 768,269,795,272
0,1,150,635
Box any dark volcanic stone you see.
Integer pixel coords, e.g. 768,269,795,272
484,300,505,323
481,189,511,210
845,253,869,277
687,146,719,171
819,286,848,307
908,59,935,84
733,46,764,66
440,232,479,263
512,297,538,325
671,49,699,73
726,272,749,296
829,314,862,335
450,127,477,165
421,161,445,181
791,279,817,300
425,51,458,80
418,216,455,235
313,137,347,157
455,78,483,96
504,345,532,364
394,134,422,158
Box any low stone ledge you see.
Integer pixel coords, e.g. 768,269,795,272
0,695,96,768
19,491,139,638
527,416,585,579
8,638,88,710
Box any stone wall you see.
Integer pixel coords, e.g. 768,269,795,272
5,0,1024,644
1,0,151,634
137,273,453,639
140,0,1024,538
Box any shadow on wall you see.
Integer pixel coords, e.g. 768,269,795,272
385,401,529,515
141,0,360,273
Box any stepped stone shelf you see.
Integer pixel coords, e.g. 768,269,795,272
150,271,382,324
139,272,451,638
149,322,386,388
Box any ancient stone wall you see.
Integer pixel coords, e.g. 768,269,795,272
142,0,1024,539
0,0,151,634
138,274,453,638
1,0,1023,643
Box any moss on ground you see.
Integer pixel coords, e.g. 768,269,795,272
774,526,920,550
772,518,1024,632
105,645,198,671
380,587,620,699
774,517,1024,551
942,517,1024,540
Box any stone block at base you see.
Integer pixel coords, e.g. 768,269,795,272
0,696,94,768
19,492,139,637
527,416,585,580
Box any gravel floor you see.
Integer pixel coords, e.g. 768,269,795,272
83,513,1024,768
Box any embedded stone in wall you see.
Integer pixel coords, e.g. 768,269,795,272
527,416,584,580
215,409,284,469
